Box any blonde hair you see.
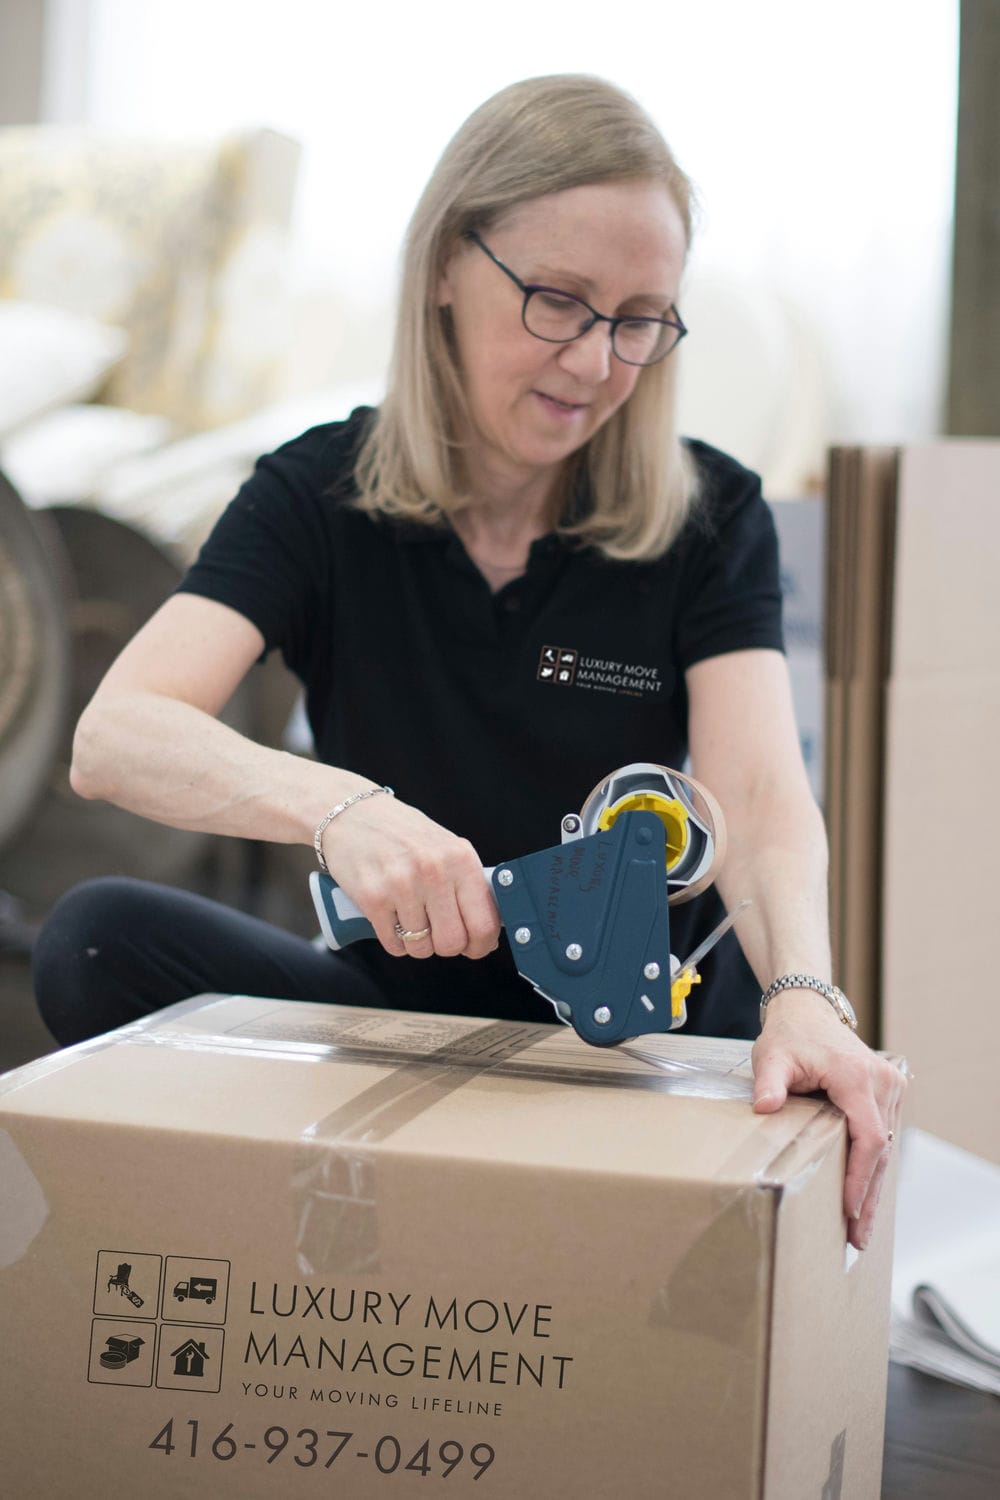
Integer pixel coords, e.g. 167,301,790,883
355,74,701,561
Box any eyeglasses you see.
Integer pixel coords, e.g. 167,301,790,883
464,230,687,367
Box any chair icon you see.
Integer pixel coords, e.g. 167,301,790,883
106,1261,144,1308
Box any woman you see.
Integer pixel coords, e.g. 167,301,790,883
33,75,903,1250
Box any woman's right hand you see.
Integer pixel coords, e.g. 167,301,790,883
319,794,502,961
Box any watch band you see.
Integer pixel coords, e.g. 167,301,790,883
759,973,858,1031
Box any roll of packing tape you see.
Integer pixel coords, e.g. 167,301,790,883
577,763,727,907
660,767,727,907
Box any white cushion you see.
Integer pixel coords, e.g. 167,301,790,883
0,403,172,506
0,128,301,431
95,377,382,557
0,300,127,439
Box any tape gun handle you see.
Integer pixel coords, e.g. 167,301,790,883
310,868,498,951
310,871,375,950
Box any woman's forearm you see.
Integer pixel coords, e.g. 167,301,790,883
70,690,373,846
712,790,832,990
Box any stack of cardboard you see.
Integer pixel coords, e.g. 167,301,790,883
825,440,1000,1160
823,447,899,1045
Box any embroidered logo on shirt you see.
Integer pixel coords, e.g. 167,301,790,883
537,645,663,698
537,645,578,685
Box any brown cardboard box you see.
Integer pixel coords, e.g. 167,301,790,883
883,673,1000,1156
0,995,896,1498
824,438,1000,1159
880,440,1000,1162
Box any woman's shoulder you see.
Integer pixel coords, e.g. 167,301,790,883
193,406,378,565
664,436,777,575
681,435,764,505
677,435,773,540
263,404,377,498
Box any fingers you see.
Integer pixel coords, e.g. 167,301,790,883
841,1091,889,1223
750,1014,814,1114
750,1011,908,1252
752,1077,789,1113
394,846,500,961
834,1056,907,1250
751,1053,793,1113
843,1111,892,1250
327,806,500,961
454,858,502,959
391,909,435,958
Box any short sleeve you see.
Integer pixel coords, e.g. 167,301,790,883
672,443,785,671
175,420,356,672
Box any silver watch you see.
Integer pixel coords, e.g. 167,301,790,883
759,973,858,1031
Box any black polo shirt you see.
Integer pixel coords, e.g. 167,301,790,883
178,406,784,1037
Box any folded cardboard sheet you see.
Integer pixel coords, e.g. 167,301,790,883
0,995,896,1499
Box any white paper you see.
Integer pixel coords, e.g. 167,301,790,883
890,1127,1000,1393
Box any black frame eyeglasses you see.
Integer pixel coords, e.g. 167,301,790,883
464,230,687,367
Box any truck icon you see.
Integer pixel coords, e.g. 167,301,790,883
172,1276,217,1305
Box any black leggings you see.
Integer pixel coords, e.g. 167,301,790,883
32,877,552,1047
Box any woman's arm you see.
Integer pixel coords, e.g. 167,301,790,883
686,648,906,1251
72,593,358,837
70,592,499,960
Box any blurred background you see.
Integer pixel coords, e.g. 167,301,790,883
0,0,985,1070
3,0,961,470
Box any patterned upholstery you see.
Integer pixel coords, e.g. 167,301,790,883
0,127,301,432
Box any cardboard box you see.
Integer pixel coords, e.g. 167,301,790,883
824,437,1000,1156
0,995,896,1498
880,440,1000,1162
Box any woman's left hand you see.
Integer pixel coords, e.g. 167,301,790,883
750,991,908,1250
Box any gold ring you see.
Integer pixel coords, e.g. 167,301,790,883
393,922,431,942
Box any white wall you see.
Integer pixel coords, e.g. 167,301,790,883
44,0,959,483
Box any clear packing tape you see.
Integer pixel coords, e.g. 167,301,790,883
0,996,760,1107
0,996,761,1280
244,1003,756,1282
194,1003,758,1278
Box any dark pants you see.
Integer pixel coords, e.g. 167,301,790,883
31,877,555,1047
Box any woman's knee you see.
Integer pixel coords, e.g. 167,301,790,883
34,877,153,978
32,878,168,1045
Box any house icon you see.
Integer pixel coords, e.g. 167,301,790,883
171,1338,209,1378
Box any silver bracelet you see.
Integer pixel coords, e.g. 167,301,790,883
313,785,394,874
759,972,857,1031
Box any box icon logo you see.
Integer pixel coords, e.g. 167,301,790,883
88,1317,156,1387
88,1250,230,1394
537,645,577,685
